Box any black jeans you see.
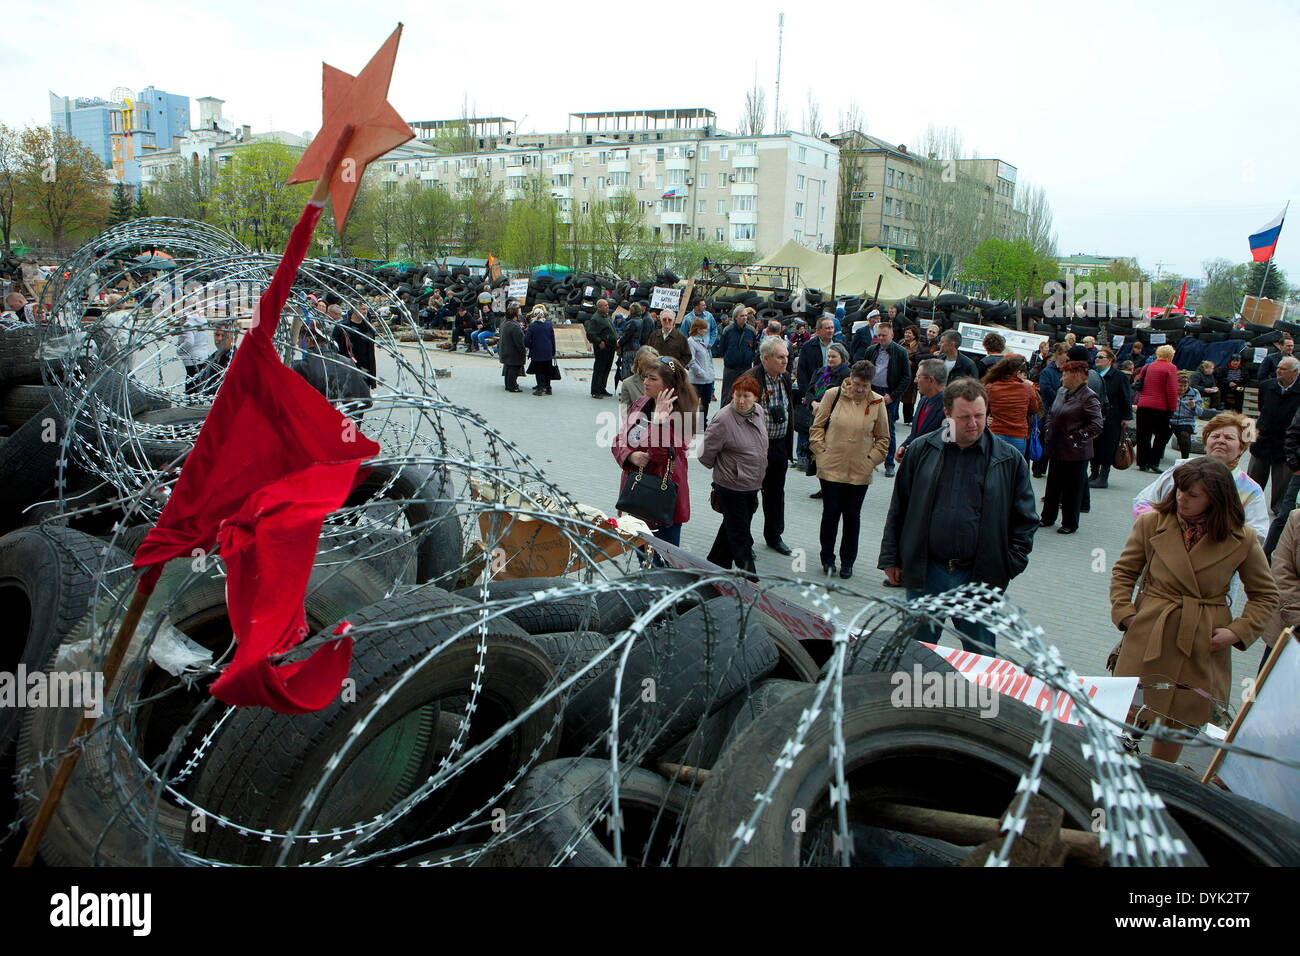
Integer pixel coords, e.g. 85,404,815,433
591,344,614,395
707,485,759,568
1042,458,1088,530
720,364,748,407
1135,406,1171,470
1168,425,1194,459
694,382,714,426
818,479,869,568
761,433,792,543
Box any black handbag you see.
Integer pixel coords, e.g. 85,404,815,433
791,400,814,433
616,446,678,527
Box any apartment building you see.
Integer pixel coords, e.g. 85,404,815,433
138,98,308,188
1055,254,1138,278
375,108,839,257
831,131,1026,267
50,86,191,187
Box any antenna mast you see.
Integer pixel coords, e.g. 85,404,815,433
774,13,784,131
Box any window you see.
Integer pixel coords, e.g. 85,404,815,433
553,174,572,187
698,228,706,240
583,152,592,165
610,171,629,186
885,168,894,187
508,175,526,189
735,166,756,183
719,145,729,160
638,174,645,189
558,199,571,213
794,230,802,243
884,198,892,215
672,146,681,157
581,176,589,189
823,153,829,168
796,174,805,189
441,161,449,174
715,227,725,241
739,141,757,155
699,146,710,160
668,169,687,185
596,176,605,189
581,201,589,213
697,199,706,213
733,223,755,240
908,173,914,190
656,148,665,162
734,195,755,211
699,172,709,188
797,146,807,163
819,205,826,223
717,200,726,215
598,151,607,164
794,202,804,218
663,197,686,212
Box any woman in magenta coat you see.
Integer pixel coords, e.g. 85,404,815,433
1134,343,1179,473
612,356,700,547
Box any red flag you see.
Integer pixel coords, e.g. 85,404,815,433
1176,281,1187,309
134,199,380,713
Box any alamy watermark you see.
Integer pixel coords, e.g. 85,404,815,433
0,666,104,718
889,664,1000,718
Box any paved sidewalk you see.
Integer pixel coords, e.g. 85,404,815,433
384,346,1268,755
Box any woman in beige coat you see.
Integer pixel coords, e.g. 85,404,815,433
808,360,890,579
1109,456,1278,763
1264,508,1300,671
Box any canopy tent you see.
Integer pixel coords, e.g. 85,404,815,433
757,241,942,301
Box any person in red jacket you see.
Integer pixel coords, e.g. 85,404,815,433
1134,344,1180,473
612,356,699,548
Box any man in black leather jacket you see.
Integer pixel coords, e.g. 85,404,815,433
878,377,1039,651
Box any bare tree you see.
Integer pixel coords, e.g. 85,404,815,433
910,124,985,284
802,93,822,138
832,104,867,255
740,83,767,136
1014,180,1057,258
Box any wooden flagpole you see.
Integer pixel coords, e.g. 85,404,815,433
13,130,354,868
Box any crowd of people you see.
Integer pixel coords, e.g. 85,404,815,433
609,302,1299,762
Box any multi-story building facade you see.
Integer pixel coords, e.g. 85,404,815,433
50,86,190,187
138,97,308,188
830,131,1026,275
1055,254,1138,278
373,108,838,258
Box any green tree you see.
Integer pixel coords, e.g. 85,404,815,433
453,178,507,257
0,123,19,252
353,180,402,260
209,142,311,252
130,190,150,220
1247,260,1288,301
957,237,1056,301
500,174,561,269
16,125,110,249
109,183,133,224
147,159,213,222
1199,258,1248,318
575,191,645,275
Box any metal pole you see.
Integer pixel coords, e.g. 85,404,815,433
830,250,839,299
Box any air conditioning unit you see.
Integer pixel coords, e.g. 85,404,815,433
686,149,696,158
728,174,737,183
685,177,694,186
522,155,532,164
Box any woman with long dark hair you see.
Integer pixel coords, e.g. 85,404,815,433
612,356,700,548
1110,456,1277,763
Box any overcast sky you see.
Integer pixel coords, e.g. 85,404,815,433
6,0,1298,283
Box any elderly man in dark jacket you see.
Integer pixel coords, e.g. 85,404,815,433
586,298,618,398
718,310,759,407
878,377,1039,651
498,304,527,392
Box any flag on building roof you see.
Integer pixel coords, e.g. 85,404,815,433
1249,208,1286,263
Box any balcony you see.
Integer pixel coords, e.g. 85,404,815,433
550,186,573,199
732,153,759,168
458,166,478,179
731,238,757,252
659,210,689,225
607,185,634,200
666,156,691,171
729,210,757,225
729,181,758,196
607,159,629,174
551,162,573,175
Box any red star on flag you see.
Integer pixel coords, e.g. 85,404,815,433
288,23,415,231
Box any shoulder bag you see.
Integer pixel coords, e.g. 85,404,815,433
617,442,678,528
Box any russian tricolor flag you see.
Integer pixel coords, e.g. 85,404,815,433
662,188,683,199
1249,208,1286,262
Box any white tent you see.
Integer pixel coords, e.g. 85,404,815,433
757,241,943,301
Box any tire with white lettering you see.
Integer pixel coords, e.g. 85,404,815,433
561,595,779,758
1137,756,1300,866
186,587,560,866
678,674,1206,866
0,527,131,753
491,757,694,866
15,558,392,866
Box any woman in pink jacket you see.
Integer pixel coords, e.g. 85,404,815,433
1134,344,1179,473
612,357,699,547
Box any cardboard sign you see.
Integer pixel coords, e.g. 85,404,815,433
955,321,1048,360
1241,295,1283,327
917,318,933,329
508,278,529,303
923,644,1138,728
1150,332,1166,345
650,286,683,312
1254,347,1269,364
1113,334,1125,348
1215,633,1300,823
491,287,508,312
584,284,597,299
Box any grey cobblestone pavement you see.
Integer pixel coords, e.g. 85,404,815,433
386,346,1268,742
